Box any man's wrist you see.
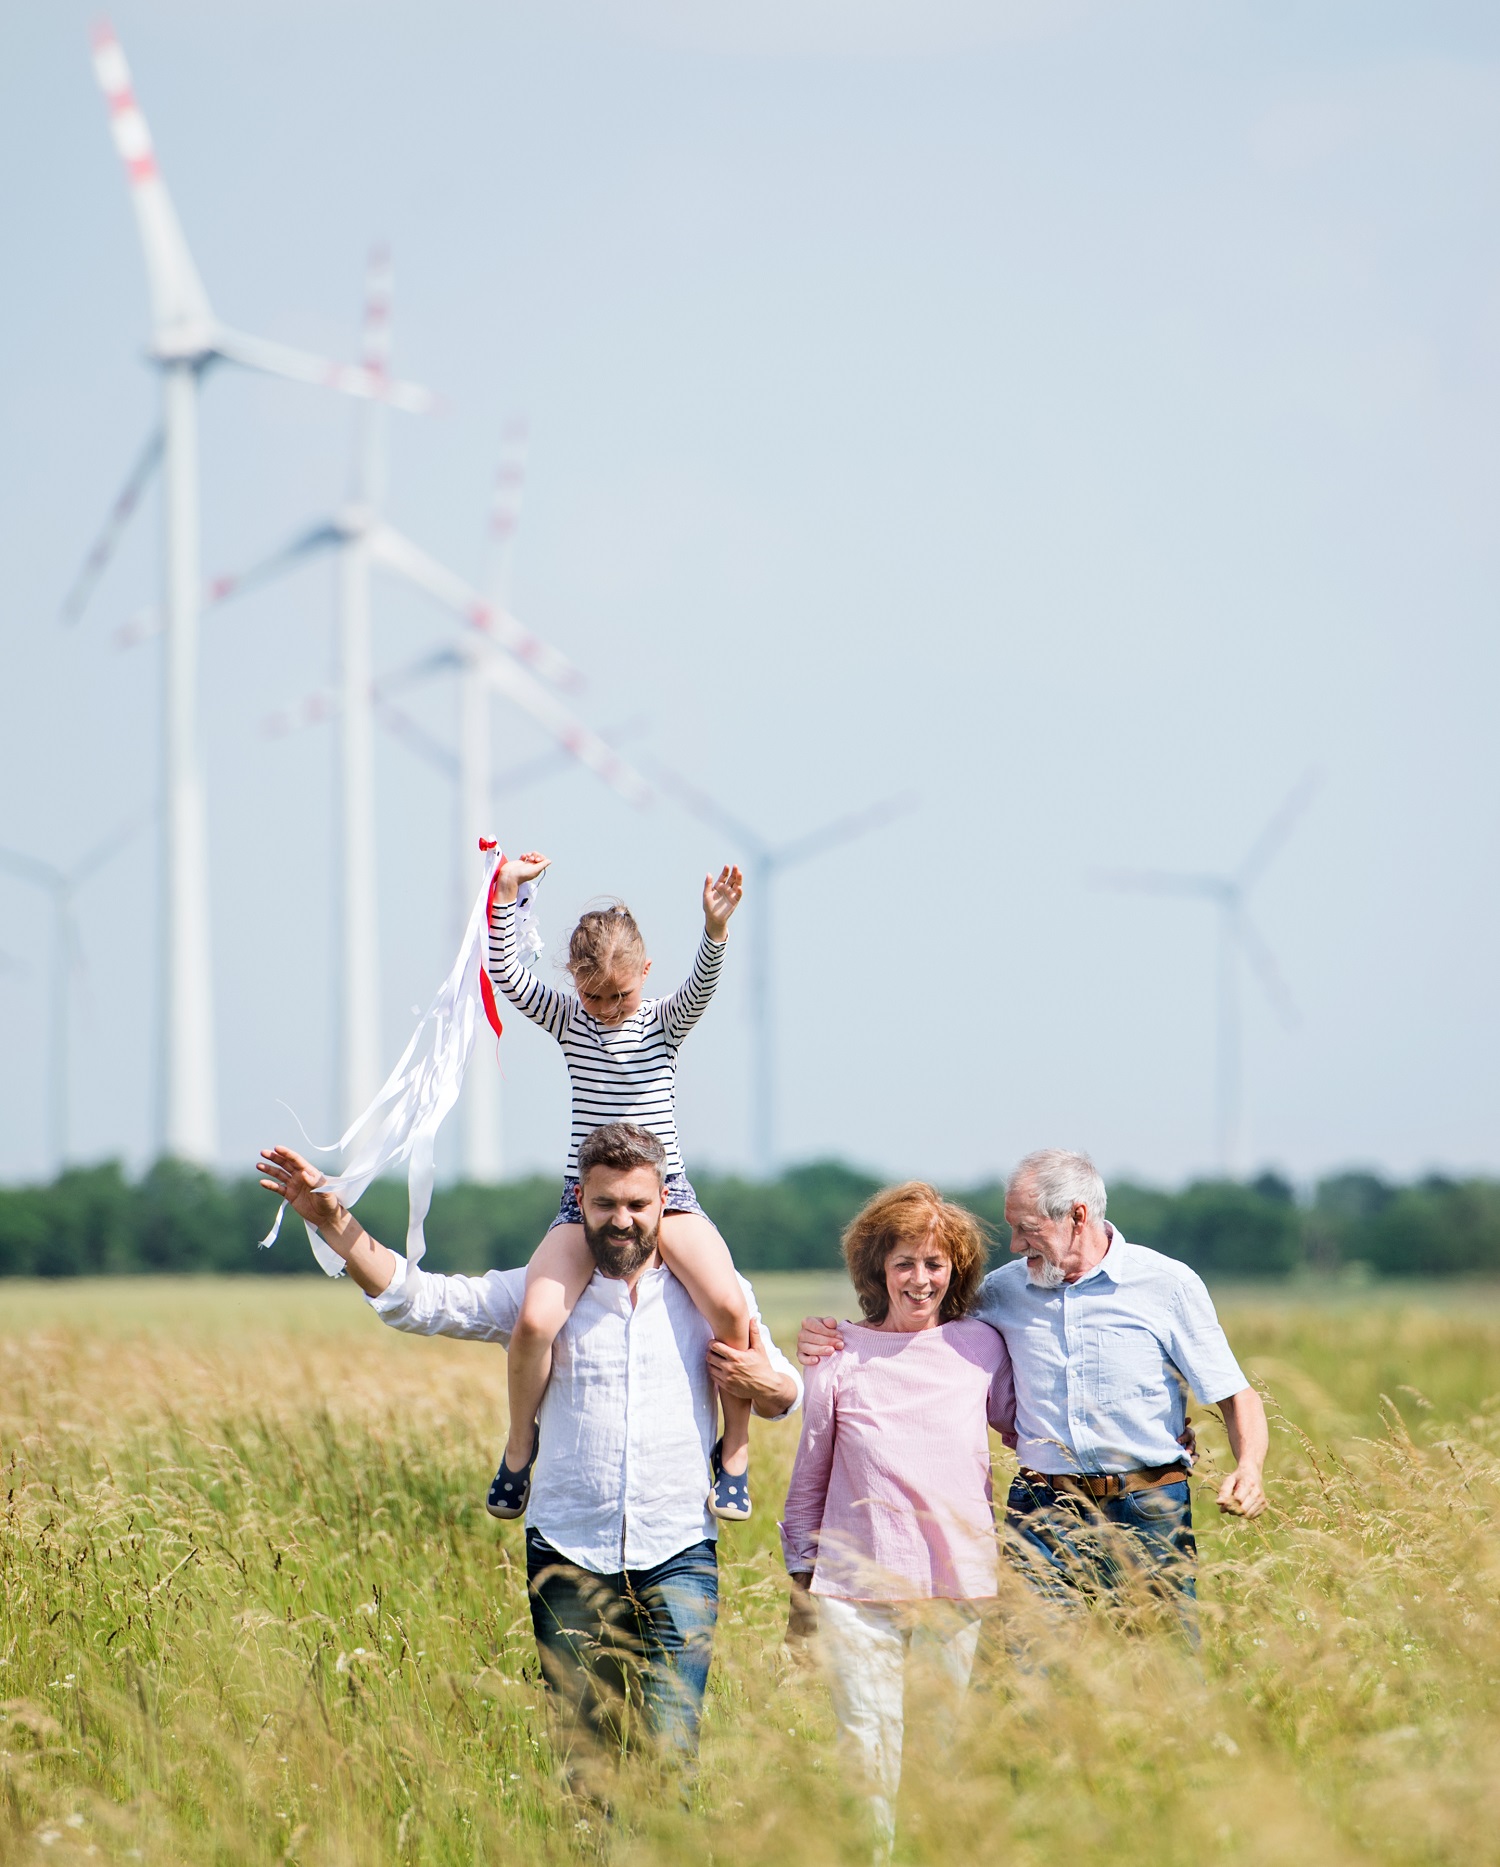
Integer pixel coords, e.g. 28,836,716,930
752,1371,798,1418
316,1203,357,1249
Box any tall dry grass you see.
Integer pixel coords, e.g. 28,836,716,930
3,1277,1500,1864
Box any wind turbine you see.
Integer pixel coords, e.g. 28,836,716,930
0,819,143,1176
65,23,433,1165
1097,769,1322,1177
111,281,622,1135
653,772,918,1177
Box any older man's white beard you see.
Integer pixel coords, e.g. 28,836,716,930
1026,1254,1068,1290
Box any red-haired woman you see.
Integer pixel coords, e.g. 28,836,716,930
780,1183,1013,1856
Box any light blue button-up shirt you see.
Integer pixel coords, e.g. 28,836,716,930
973,1227,1248,1475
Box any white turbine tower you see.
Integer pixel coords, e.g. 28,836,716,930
0,821,142,1176
331,245,394,1129
652,772,917,1177
66,24,433,1164
1098,769,1322,1177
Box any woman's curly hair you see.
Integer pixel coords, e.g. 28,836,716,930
842,1181,989,1325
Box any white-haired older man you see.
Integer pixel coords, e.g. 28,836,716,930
800,1149,1266,1616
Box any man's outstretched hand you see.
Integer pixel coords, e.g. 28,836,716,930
258,1146,398,1298
703,865,744,942
258,1145,342,1230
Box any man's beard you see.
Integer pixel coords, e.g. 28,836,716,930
1026,1254,1068,1290
583,1213,661,1279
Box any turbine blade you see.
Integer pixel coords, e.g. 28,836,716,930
1236,767,1324,890
373,696,460,779
1093,869,1227,899
210,326,435,414
367,523,582,692
1233,909,1300,1029
112,520,347,647
59,428,164,626
112,602,162,651
475,653,652,807
90,22,214,339
649,763,766,854
774,792,920,872
373,647,464,697
352,244,393,508
261,691,338,739
493,714,652,801
0,844,62,892
486,417,530,609
67,806,153,884
204,521,348,608
362,244,393,379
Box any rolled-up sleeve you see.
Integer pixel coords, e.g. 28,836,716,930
1164,1269,1248,1404
367,1258,525,1343
986,1333,1018,1447
741,1276,803,1419
779,1354,839,1575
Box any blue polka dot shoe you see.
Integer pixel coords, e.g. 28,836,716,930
486,1433,539,1521
708,1437,752,1521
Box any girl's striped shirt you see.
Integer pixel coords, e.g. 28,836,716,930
487,897,726,1176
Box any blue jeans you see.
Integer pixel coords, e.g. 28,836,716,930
1004,1476,1198,1634
525,1530,718,1755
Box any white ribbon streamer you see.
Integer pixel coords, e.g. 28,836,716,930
260,848,542,1276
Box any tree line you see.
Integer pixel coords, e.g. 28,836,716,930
0,1158,1497,1281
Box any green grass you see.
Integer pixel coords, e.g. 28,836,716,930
4,1276,1500,1864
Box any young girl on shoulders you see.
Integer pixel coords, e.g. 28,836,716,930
485,849,754,1521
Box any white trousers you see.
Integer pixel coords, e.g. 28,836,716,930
816,1594,983,1853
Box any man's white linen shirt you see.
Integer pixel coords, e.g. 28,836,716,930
367,1257,802,1573
974,1227,1248,1475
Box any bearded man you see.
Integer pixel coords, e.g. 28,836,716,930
258,1121,801,1762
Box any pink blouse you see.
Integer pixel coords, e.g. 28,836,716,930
779,1318,1016,1602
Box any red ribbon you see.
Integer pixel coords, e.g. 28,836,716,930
478,841,505,1040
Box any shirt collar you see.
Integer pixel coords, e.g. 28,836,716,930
586,1261,667,1307
1073,1223,1126,1286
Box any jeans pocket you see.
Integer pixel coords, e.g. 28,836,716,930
1122,1482,1191,1526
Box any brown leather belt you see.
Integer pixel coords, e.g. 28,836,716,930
1018,1463,1188,1501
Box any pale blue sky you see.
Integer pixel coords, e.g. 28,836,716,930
2,0,1497,1189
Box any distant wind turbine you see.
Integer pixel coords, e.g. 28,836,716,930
66,23,433,1165
0,817,145,1175
653,771,918,1178
1097,770,1323,1177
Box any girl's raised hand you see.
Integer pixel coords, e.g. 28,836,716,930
703,864,744,941
496,849,551,904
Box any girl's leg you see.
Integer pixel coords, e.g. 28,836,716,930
658,1211,752,1478
504,1223,594,1467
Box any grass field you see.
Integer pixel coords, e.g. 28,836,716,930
5,1274,1500,1865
